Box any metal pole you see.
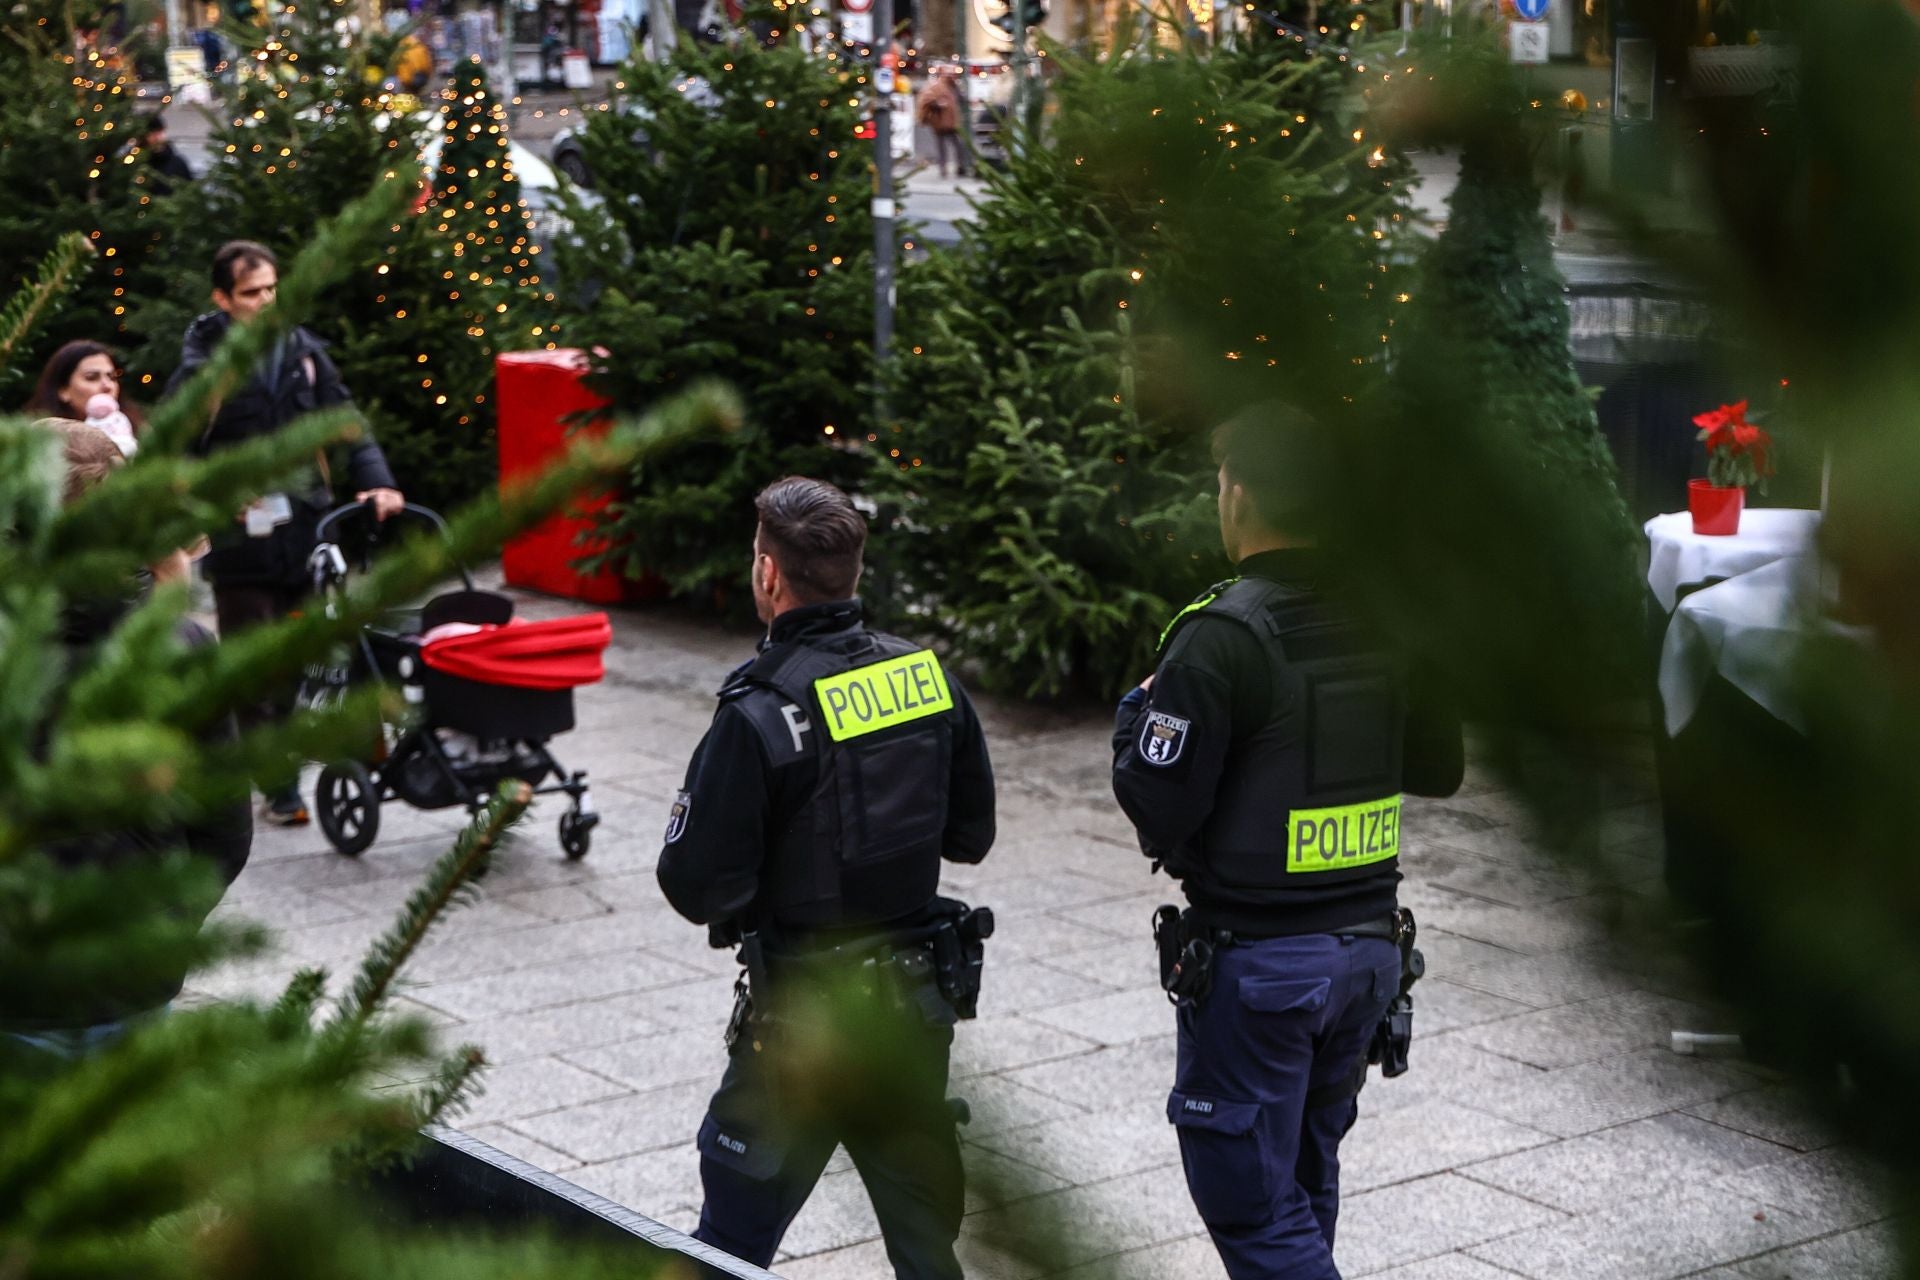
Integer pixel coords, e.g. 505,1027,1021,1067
873,0,896,386
953,0,970,164
1007,16,1023,157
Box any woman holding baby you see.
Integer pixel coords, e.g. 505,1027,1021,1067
26,340,195,583
26,340,142,456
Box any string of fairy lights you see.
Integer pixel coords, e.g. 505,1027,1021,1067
66,0,1410,470
57,34,162,351
212,0,555,429
416,57,556,425
856,10,1419,474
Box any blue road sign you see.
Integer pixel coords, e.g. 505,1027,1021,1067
1513,0,1549,20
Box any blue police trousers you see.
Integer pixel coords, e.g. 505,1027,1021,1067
1170,932,1401,1280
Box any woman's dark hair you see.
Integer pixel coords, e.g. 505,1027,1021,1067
27,340,122,419
213,240,278,294
754,476,867,603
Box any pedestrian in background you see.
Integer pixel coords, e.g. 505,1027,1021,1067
194,24,223,80
539,20,564,84
916,69,966,179
140,114,195,196
658,476,997,1280
26,341,139,430
1111,406,1464,1280
165,239,405,828
394,33,433,93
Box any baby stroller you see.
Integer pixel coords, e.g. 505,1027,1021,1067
301,500,609,860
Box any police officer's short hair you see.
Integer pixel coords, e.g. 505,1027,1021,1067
212,240,278,294
1212,402,1327,537
755,476,866,603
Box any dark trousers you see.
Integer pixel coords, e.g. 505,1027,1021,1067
212,581,309,744
932,130,966,176
1170,933,1399,1280
693,978,963,1279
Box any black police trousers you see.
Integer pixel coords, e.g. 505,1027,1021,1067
692,965,964,1279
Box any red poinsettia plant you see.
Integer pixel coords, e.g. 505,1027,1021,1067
1693,400,1775,493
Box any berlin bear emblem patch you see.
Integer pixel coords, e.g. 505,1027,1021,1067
664,791,691,844
1139,711,1191,767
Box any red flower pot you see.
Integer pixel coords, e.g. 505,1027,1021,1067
1688,479,1744,536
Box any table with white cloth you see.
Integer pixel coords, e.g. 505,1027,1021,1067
1646,540,1876,1071
1643,507,1821,614
1644,509,1823,906
1657,555,1829,737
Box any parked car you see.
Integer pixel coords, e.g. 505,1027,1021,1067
550,74,718,189
418,130,576,255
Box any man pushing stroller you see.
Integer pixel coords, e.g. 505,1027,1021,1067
165,239,406,827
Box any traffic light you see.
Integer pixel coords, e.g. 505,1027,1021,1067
991,0,1046,33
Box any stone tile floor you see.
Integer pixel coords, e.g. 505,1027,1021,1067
187,582,1898,1278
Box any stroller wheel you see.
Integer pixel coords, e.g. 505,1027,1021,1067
317,761,381,857
559,810,595,860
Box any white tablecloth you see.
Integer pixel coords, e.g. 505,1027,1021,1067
1644,508,1820,614
1658,555,1818,736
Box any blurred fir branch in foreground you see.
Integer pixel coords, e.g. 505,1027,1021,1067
0,170,741,1275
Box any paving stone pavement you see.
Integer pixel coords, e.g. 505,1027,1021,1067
187,581,1898,1278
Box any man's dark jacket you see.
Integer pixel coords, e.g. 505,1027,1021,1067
167,310,397,588
147,143,194,195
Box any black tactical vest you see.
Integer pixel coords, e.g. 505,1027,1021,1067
1171,576,1407,906
729,630,959,931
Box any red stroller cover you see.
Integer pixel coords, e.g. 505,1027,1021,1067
420,613,613,691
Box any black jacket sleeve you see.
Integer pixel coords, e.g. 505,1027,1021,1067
1111,616,1264,856
656,703,771,926
941,682,995,864
309,343,399,493
165,312,221,408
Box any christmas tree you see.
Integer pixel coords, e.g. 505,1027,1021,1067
125,7,547,510
1376,43,1638,718
553,26,874,605
0,0,172,401
875,36,1412,697
0,175,739,1275
346,53,554,510
1224,0,1417,217
120,0,421,395
429,55,542,295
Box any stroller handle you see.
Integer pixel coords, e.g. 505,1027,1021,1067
313,500,475,590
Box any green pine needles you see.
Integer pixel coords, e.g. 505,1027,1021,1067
122,9,541,511
0,170,741,1274
876,32,1414,697
0,0,171,396
1376,42,1640,719
555,28,875,606
0,235,95,399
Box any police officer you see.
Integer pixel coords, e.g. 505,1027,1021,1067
1112,408,1463,1280
659,476,997,1280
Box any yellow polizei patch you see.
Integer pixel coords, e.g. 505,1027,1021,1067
813,650,954,742
1286,795,1402,873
